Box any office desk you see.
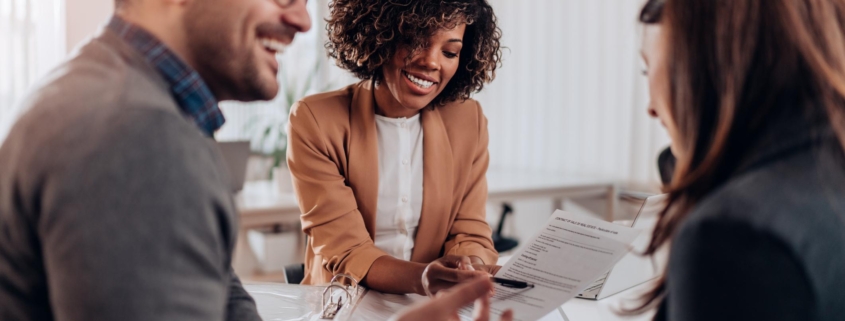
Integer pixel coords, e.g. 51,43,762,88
561,281,657,321
236,180,301,229
233,181,301,281
245,282,325,320
244,281,656,321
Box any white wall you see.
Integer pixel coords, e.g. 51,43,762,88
65,0,112,52
472,0,671,247
477,0,670,185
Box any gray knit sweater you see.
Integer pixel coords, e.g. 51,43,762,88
0,29,261,321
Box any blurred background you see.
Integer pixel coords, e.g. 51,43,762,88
1,0,669,280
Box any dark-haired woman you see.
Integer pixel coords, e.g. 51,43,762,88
634,0,845,320
287,0,503,295
398,0,845,318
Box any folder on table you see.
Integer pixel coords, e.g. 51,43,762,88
245,274,364,320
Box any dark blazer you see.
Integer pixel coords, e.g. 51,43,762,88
656,110,845,320
0,28,260,320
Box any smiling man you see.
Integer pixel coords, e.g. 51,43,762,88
0,0,309,320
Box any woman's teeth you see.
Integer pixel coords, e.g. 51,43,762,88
404,72,434,89
259,38,288,54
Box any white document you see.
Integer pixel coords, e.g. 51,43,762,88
458,210,641,321
349,291,565,321
350,291,424,320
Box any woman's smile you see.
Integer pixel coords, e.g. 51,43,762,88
402,70,438,95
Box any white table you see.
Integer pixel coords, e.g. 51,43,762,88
244,281,657,321
561,281,657,321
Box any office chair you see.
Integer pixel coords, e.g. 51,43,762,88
283,234,308,284
492,203,519,253
657,146,676,186
283,263,305,284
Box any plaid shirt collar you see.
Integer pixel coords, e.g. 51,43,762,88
107,16,224,137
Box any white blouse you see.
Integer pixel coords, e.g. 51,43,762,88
373,113,424,261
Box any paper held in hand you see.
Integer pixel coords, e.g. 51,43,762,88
460,210,642,321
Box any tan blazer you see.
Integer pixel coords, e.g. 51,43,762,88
287,80,498,285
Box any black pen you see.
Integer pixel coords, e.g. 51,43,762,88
490,277,535,289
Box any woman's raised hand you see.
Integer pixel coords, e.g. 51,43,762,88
393,276,514,321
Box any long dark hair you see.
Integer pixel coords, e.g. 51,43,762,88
633,0,845,314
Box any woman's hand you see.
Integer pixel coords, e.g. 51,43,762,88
392,277,514,321
469,264,503,276
465,256,502,276
421,255,489,296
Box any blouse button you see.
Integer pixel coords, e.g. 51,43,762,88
402,159,409,165
401,196,409,203
400,123,407,128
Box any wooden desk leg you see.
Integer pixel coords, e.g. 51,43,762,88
606,185,619,222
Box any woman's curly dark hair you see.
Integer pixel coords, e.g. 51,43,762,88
325,0,503,105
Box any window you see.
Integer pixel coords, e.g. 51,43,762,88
0,0,65,143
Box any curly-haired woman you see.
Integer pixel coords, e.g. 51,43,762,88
286,0,503,294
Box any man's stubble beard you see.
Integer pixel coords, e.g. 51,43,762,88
183,7,277,102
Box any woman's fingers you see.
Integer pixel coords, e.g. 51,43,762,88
449,312,462,321
439,255,472,269
393,278,511,321
469,264,502,276
430,265,487,284
428,281,457,295
501,310,514,321
394,277,493,321
458,256,475,271
424,256,490,296
429,277,493,312
472,289,491,321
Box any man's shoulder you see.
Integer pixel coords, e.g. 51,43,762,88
7,32,183,154
30,33,173,110
4,103,208,174
1,33,201,180
21,36,130,117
